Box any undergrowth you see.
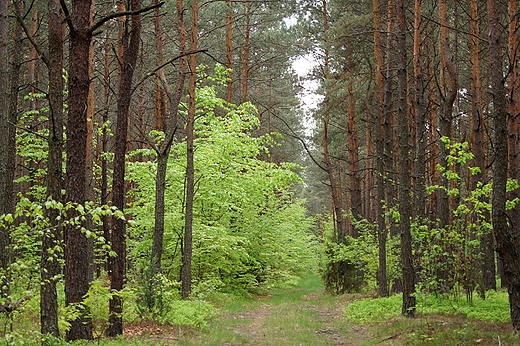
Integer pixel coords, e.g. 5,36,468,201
344,290,510,323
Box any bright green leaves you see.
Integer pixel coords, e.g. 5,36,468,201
127,67,315,295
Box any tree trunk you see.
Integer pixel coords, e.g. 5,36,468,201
150,0,187,279
507,0,520,295
468,0,494,291
383,0,397,239
226,0,233,103
397,0,415,318
413,0,427,221
347,57,361,237
437,0,458,230
41,0,64,337
0,0,19,302
373,0,388,298
321,0,345,242
64,0,94,340
101,29,111,274
488,0,520,331
107,0,142,336
242,1,251,103
181,0,199,299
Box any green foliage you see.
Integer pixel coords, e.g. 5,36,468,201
421,138,518,299
127,67,318,322
344,290,511,324
320,214,400,294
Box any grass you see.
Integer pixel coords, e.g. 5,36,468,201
3,275,520,345
344,290,511,324
343,289,520,345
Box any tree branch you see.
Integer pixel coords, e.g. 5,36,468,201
131,49,208,95
59,0,73,32
13,5,49,67
89,1,165,35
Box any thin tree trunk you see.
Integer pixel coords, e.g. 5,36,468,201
383,0,397,239
321,0,345,242
373,0,388,298
181,0,199,299
226,0,233,103
242,1,251,103
41,0,63,337
397,0,415,318
347,54,361,237
150,0,187,279
107,0,142,336
438,0,458,229
468,0,494,291
413,0,427,221
101,29,111,274
64,0,94,340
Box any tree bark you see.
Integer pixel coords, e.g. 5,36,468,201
181,0,199,299
507,0,520,294
488,0,520,331
437,0,458,229
413,0,427,221
107,0,142,336
347,56,361,237
383,0,397,239
468,0,494,291
321,0,345,242
226,0,233,103
397,0,416,318
242,1,251,103
64,0,94,340
41,0,64,337
0,0,19,302
150,0,187,280
373,0,388,298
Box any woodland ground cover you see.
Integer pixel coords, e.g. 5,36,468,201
2,274,518,345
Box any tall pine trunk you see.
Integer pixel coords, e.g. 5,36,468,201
107,0,142,336
373,0,388,297
488,0,520,331
181,0,199,299
397,0,415,317
413,0,427,221
64,0,94,340
41,0,64,337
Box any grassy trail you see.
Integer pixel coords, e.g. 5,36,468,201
174,275,367,346
124,276,520,345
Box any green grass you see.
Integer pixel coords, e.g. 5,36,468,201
344,290,511,324
4,276,520,345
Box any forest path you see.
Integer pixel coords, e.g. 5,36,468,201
175,275,373,346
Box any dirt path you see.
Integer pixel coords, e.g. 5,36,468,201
174,276,370,346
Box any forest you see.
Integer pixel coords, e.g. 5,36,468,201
1,0,520,344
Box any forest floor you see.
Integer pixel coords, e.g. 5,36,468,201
123,276,520,346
